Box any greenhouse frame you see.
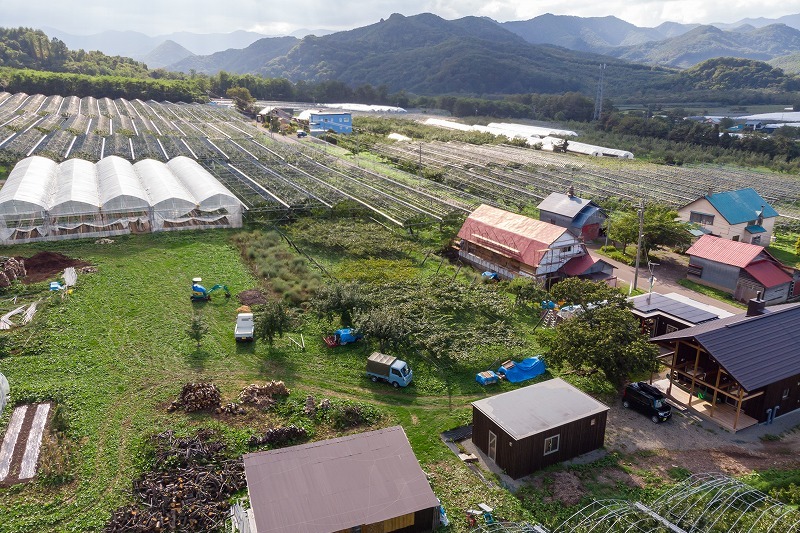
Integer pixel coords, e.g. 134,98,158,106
0,155,244,243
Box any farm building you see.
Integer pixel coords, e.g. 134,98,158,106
651,299,800,431
537,187,607,240
677,188,778,244
685,235,798,303
456,204,614,283
629,292,732,337
472,378,609,479
308,111,352,135
0,155,243,244
242,426,441,533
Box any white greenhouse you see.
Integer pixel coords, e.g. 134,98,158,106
0,155,244,243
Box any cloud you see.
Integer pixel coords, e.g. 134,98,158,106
0,0,798,35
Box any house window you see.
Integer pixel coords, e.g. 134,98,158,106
689,212,715,225
751,235,761,245
590,418,596,426
731,235,740,242
350,527,362,533
783,388,790,400
544,434,560,456
687,264,703,277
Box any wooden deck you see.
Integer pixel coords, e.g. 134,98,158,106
653,380,758,432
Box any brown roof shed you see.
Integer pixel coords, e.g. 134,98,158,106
243,426,440,533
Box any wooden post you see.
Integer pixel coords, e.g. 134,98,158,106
734,388,744,431
667,342,678,396
710,369,722,417
687,344,702,408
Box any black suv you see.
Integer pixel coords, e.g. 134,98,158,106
622,381,672,423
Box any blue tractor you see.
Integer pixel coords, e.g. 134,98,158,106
191,277,231,301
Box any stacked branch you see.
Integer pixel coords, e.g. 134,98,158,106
237,381,290,409
167,382,221,413
248,425,308,447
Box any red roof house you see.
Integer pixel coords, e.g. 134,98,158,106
686,235,796,303
456,204,613,283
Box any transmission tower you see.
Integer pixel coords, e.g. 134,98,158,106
593,63,606,121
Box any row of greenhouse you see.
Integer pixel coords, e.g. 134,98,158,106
0,155,244,244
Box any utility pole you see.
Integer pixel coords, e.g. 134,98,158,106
632,199,645,291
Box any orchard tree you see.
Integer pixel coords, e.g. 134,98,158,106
543,304,658,387
355,308,412,353
186,313,208,348
313,282,369,326
549,277,628,309
606,202,691,255
226,86,255,113
255,300,291,346
507,277,548,309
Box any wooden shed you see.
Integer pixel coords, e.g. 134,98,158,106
472,378,609,479
242,426,440,533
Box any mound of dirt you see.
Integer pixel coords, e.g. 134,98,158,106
18,252,91,284
238,289,268,306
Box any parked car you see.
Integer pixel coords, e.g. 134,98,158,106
622,381,672,423
296,131,308,138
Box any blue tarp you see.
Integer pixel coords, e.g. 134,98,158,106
497,357,546,383
476,370,499,385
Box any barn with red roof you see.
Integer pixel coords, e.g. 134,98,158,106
456,204,614,283
686,234,797,303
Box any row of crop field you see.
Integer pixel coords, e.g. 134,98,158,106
374,140,800,219
0,92,474,224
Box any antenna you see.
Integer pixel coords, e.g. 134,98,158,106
593,63,606,121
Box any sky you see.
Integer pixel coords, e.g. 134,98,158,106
1,0,799,36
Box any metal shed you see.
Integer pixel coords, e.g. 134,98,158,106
243,426,440,533
472,378,609,479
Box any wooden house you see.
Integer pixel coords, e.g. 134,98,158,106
537,187,607,240
651,300,800,431
685,235,797,303
456,204,614,283
677,188,778,245
472,378,609,479
242,426,440,533
628,292,732,337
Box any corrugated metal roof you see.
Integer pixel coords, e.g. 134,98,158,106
472,378,609,440
650,304,800,391
744,260,793,288
629,292,720,325
744,225,766,234
686,235,763,268
243,426,439,533
561,254,597,276
457,205,571,268
537,192,598,219
705,188,778,225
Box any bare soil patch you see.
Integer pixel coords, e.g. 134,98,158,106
237,289,268,306
18,252,90,284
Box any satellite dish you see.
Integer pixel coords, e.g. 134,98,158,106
0,372,9,416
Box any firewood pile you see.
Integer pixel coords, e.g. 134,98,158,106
215,402,245,415
0,257,25,287
237,381,290,409
167,383,221,413
105,431,245,532
248,425,308,447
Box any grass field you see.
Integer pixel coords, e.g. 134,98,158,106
0,224,548,532
1,220,795,532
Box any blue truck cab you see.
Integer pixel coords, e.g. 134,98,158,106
366,352,412,388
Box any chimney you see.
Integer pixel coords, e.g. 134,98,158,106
747,291,766,317
567,185,575,198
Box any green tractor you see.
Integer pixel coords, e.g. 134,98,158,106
191,277,230,301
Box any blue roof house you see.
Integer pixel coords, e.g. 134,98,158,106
309,111,352,135
677,188,779,245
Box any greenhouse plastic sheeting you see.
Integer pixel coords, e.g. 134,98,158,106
497,357,546,383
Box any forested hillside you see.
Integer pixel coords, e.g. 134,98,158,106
0,27,150,77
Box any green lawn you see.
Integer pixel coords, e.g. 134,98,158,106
0,227,537,532
768,231,799,268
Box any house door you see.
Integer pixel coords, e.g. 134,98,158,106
488,431,497,462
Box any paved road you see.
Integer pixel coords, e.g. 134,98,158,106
587,243,743,315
